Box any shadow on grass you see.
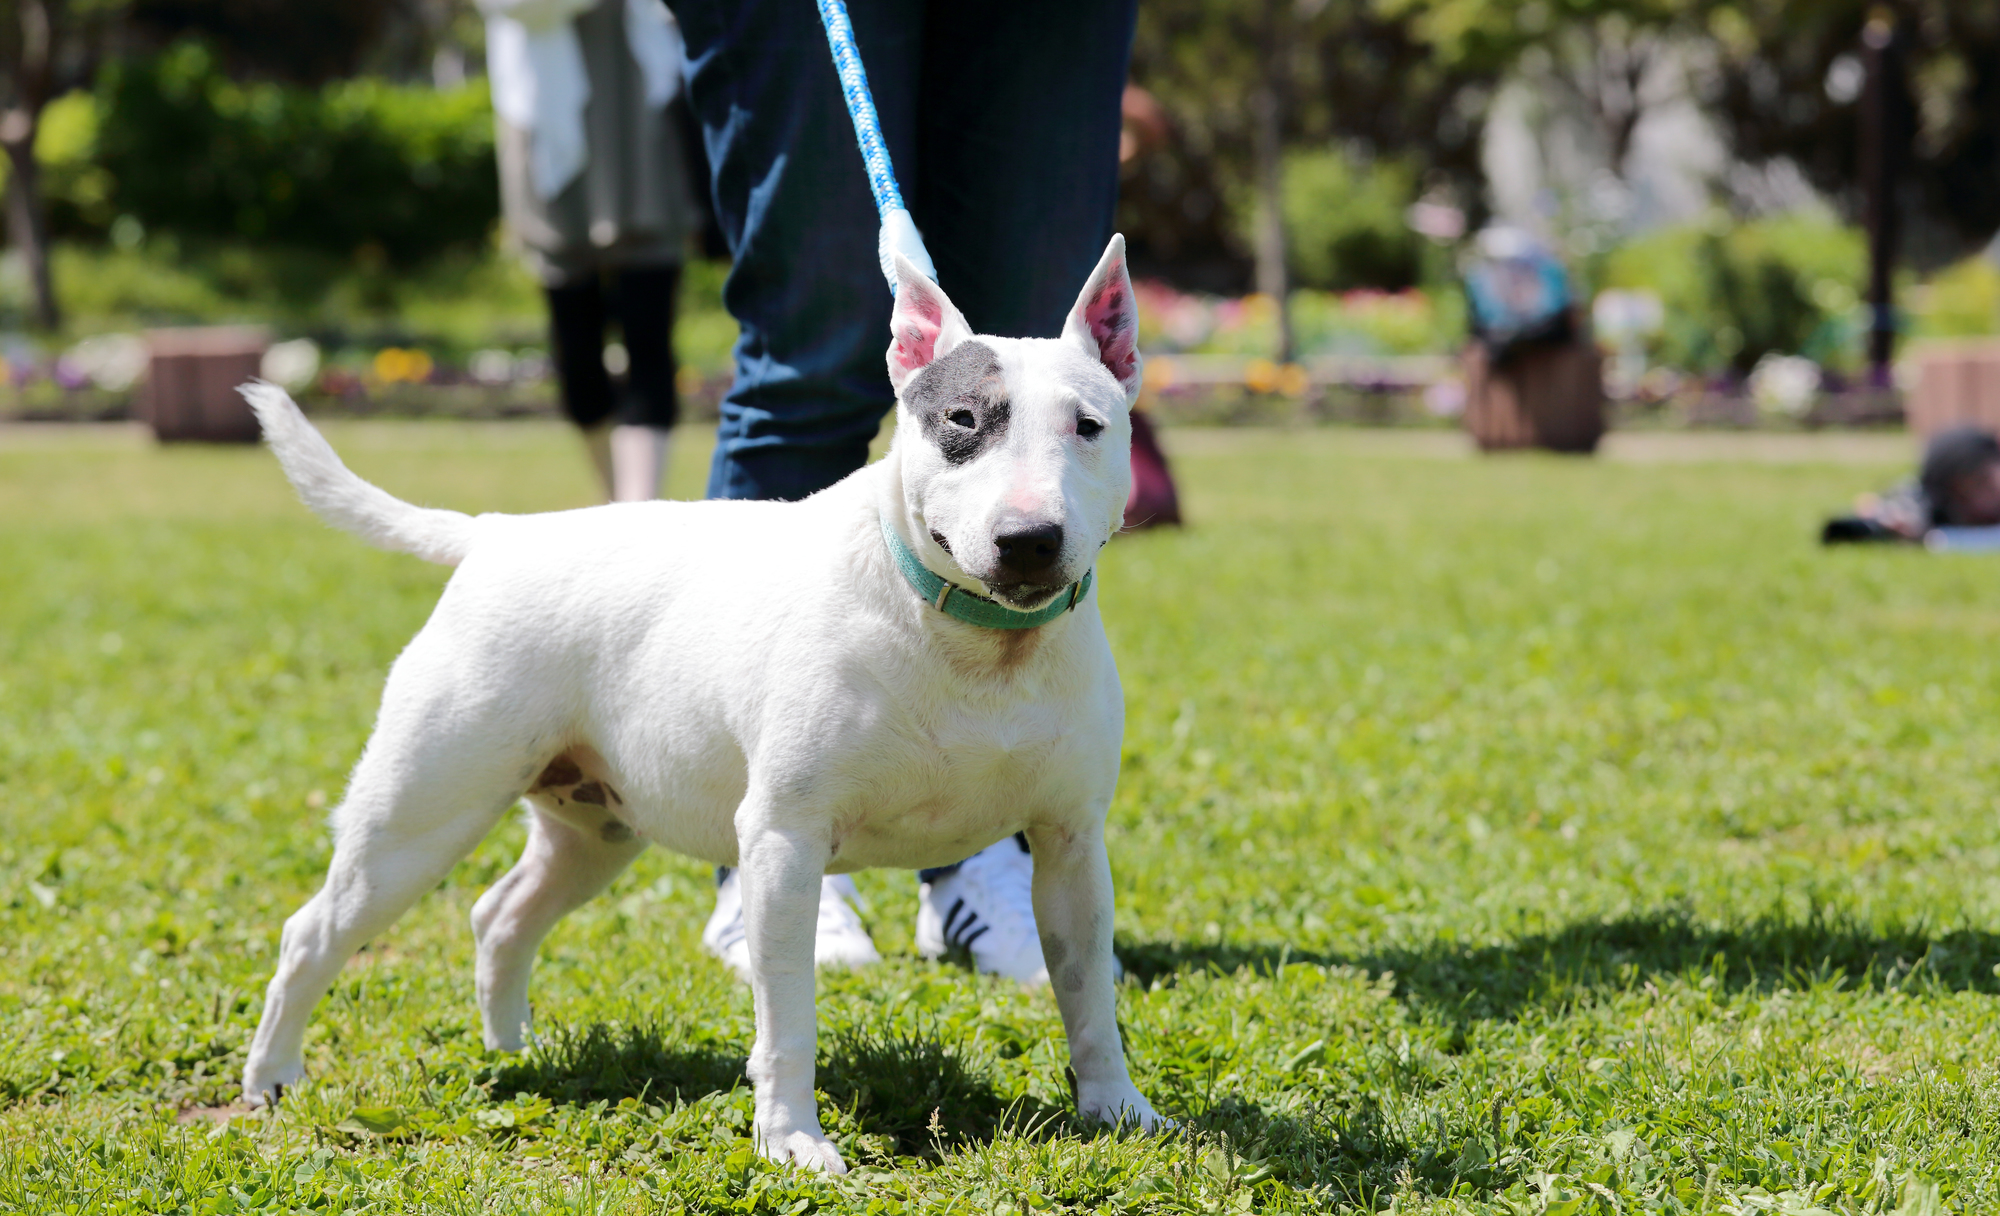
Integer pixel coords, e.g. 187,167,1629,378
1197,1094,1517,1210
485,1019,1064,1158
484,1020,745,1108
1121,908,2000,1028
818,1027,1068,1157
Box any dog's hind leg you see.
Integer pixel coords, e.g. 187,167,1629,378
240,732,523,1107
472,804,645,1051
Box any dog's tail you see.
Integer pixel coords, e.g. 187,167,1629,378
241,381,475,566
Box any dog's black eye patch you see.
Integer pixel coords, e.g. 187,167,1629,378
908,340,1010,466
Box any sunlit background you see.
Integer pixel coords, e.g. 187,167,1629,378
0,0,1988,434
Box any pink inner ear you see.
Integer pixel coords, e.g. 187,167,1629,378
891,287,945,375
1085,272,1140,385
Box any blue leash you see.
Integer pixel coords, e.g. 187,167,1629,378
816,0,937,294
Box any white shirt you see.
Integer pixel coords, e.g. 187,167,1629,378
480,0,684,200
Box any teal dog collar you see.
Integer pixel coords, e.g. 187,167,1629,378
880,517,1091,629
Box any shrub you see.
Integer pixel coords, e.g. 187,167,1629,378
89,41,498,264
1278,147,1425,293
1602,214,1866,375
1910,254,2000,341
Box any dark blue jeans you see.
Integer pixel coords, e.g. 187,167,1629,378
673,0,1138,502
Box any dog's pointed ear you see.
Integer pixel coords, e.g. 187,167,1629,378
887,254,973,395
1062,234,1142,404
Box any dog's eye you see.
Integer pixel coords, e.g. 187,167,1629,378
947,408,976,429
1076,415,1104,439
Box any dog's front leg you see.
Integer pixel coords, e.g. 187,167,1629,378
737,811,846,1173
1026,820,1166,1131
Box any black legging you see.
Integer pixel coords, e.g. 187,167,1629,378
545,263,681,430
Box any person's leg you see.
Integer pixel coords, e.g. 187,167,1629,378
674,0,926,971
673,0,923,501
911,0,1137,341
545,272,617,496
607,262,682,501
703,867,881,979
914,834,1041,977
672,0,1136,980
901,0,1137,982
673,0,1133,490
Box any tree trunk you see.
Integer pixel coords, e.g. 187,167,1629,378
2,0,60,332
1250,0,1292,364
1861,14,1903,388
1,112,56,332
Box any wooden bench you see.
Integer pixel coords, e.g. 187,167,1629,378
139,327,270,443
1462,324,1605,454
1908,341,2000,437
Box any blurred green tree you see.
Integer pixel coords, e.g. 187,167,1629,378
1389,0,1998,264
1125,0,1490,340
123,0,401,85
1385,0,1696,173
0,0,128,329
124,0,479,86
1702,0,1999,267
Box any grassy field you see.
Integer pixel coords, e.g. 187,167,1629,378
4,421,1999,1213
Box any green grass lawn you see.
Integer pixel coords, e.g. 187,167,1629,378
4,422,1998,1214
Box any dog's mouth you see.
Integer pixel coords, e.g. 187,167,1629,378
929,528,1066,609
985,579,1066,610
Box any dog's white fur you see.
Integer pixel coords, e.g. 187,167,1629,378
238,236,1162,1171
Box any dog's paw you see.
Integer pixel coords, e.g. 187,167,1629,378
1076,1080,1174,1133
481,1022,538,1054
756,1124,849,1174
240,1062,303,1109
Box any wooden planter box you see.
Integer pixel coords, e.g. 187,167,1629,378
139,327,269,443
1461,330,1605,454
1907,341,2000,437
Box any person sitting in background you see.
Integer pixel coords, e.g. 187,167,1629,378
1464,225,1573,364
482,0,698,501
1823,426,2000,543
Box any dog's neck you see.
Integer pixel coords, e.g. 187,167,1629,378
871,445,993,597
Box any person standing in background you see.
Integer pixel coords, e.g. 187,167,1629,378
482,0,697,501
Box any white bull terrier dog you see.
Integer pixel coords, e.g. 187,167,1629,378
237,235,1165,1171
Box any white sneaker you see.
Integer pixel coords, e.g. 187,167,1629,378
813,874,883,970
701,870,881,980
916,838,1050,984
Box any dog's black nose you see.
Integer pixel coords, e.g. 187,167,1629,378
993,523,1064,582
